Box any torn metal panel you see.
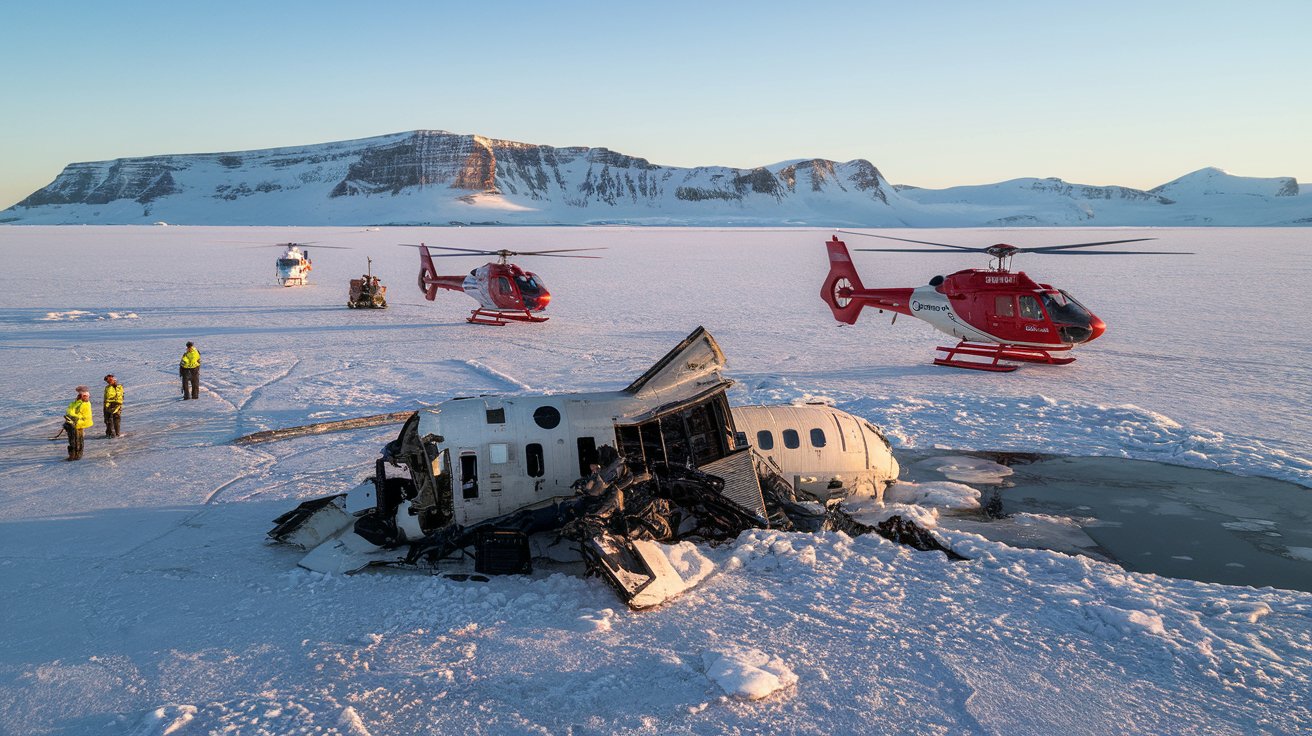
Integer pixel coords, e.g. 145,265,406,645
623,326,727,401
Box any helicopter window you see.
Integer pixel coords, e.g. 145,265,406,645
526,443,545,477
1042,290,1093,324
485,408,505,424
782,429,800,450
277,258,300,268
489,443,509,464
516,274,541,296
496,276,513,295
756,430,774,450
1019,295,1044,320
533,405,561,429
809,428,827,448
995,295,1015,317
460,453,479,499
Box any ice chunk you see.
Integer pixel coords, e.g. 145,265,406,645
916,454,1014,484
702,647,798,700
127,704,197,736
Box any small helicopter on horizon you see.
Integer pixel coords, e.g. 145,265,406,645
242,242,352,287
820,231,1190,372
407,243,604,325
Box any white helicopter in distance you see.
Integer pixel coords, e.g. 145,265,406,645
249,242,352,286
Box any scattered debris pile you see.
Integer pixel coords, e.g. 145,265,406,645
300,451,964,609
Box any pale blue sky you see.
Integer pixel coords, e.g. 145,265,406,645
3,0,1308,208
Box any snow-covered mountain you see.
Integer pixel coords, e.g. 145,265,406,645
3,130,1308,226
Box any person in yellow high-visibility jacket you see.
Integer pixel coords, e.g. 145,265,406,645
179,341,201,400
103,374,123,438
62,386,93,460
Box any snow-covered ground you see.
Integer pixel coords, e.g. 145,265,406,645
0,226,1308,735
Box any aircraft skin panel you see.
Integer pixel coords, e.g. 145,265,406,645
624,326,727,401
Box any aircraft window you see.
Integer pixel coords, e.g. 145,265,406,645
810,428,827,448
577,436,598,477
516,274,541,296
489,443,509,464
1019,295,1044,320
1043,290,1093,324
783,429,800,449
485,408,505,424
995,295,1015,317
496,276,512,295
533,406,561,429
277,258,300,267
526,443,545,477
460,453,478,499
756,430,774,450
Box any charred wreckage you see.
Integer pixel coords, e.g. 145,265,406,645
269,328,962,608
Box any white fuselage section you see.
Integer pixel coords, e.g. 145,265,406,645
462,269,494,308
392,395,900,529
731,405,899,501
907,285,996,343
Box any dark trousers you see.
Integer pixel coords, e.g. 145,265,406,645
65,424,84,459
104,406,121,437
181,367,200,399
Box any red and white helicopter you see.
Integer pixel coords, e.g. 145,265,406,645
409,244,604,325
821,231,1188,372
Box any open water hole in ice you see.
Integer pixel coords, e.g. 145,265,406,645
912,453,1312,593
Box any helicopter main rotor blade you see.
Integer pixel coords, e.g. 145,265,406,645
852,248,985,253
515,253,604,259
836,230,982,252
513,247,608,255
303,245,353,250
1026,249,1193,255
398,244,501,255
1021,237,1157,253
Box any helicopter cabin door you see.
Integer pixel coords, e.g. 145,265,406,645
988,293,1019,337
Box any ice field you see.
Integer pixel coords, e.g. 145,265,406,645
0,225,1309,735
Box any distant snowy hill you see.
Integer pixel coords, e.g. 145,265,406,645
2,130,1308,226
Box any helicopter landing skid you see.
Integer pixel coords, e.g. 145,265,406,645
467,308,549,326
933,341,1075,372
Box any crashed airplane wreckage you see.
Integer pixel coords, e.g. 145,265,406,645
269,327,963,608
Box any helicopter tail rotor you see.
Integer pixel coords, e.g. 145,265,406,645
417,244,440,301
821,236,868,324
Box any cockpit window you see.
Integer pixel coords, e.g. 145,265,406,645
1041,290,1093,325
516,274,541,296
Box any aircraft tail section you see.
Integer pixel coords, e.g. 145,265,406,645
418,244,439,301
821,236,867,324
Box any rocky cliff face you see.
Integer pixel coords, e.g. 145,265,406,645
3,132,1307,226
3,131,898,225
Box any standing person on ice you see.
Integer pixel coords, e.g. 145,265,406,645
179,341,200,400
62,386,93,460
103,374,123,437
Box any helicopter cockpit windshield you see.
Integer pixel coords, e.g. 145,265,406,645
516,274,543,308
1041,290,1095,343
